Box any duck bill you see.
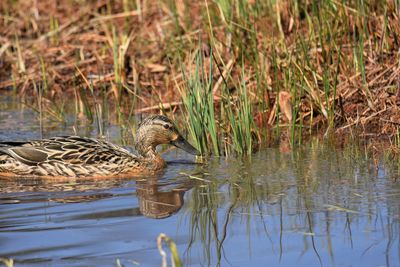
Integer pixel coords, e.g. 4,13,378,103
172,137,200,155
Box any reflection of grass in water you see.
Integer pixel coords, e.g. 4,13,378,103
183,143,400,265
184,166,283,265
184,186,230,263
2,143,399,266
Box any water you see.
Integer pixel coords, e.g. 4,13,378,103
1,96,400,267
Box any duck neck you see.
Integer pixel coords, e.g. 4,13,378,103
135,141,166,171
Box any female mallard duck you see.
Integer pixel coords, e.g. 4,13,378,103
0,115,199,178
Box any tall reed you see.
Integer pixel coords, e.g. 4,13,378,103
223,63,256,155
179,48,220,156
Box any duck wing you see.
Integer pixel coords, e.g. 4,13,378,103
0,136,136,166
1,146,48,165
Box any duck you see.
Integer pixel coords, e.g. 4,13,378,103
0,115,200,178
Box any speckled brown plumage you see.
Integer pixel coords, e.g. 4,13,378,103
0,115,199,178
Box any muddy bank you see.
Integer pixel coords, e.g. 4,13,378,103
1,0,399,148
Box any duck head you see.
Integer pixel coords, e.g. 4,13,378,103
135,115,200,158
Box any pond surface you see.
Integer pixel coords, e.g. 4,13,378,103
0,95,400,267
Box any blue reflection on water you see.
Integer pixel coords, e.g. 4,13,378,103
0,95,399,267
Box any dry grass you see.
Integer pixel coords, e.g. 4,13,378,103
1,0,400,153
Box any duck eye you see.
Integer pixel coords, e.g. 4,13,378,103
163,124,170,129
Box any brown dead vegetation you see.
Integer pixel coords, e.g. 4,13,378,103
0,0,399,146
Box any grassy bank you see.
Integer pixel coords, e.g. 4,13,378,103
1,0,399,155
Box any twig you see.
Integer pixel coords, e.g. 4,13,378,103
0,41,10,57
135,101,182,113
337,107,387,132
91,10,139,22
379,118,400,125
212,58,234,95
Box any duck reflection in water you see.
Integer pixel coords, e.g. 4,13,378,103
0,171,196,219
136,176,195,219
